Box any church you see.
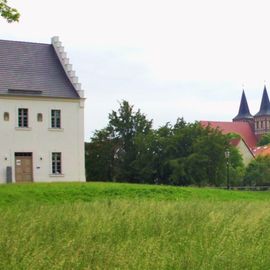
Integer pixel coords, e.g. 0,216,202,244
233,86,270,140
201,86,270,164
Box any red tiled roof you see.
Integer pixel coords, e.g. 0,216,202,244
253,145,270,157
229,138,241,147
200,121,257,149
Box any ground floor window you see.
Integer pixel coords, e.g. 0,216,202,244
52,152,62,174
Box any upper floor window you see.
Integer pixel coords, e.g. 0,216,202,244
18,108,28,127
51,110,61,128
52,152,62,174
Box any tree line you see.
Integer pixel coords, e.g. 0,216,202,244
85,100,247,186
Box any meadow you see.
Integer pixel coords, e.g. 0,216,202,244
1,182,270,269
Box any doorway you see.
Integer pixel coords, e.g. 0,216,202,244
15,153,33,182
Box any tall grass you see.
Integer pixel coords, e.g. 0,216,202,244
1,183,270,269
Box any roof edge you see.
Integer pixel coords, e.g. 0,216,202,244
239,137,255,158
51,36,84,98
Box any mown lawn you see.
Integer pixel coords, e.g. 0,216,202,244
1,182,270,269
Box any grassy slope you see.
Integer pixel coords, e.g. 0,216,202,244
1,182,270,269
0,182,270,206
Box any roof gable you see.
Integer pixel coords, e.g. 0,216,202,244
0,39,80,99
230,137,255,158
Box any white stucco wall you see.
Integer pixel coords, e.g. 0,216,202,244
237,140,254,166
0,96,85,183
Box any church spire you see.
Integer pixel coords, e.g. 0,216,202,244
233,90,253,121
255,85,270,116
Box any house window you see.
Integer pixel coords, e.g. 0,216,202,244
37,113,43,122
261,121,264,129
18,108,28,127
52,152,62,174
51,110,61,128
256,121,259,129
3,112,9,121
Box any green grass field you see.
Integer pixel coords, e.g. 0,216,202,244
1,182,270,269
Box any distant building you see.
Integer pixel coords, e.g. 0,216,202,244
0,37,85,183
201,86,270,163
252,145,270,157
233,86,270,139
229,138,254,166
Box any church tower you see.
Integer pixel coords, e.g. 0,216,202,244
254,86,270,138
233,90,254,128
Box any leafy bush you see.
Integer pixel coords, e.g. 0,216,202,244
86,101,244,186
257,134,270,146
244,156,270,186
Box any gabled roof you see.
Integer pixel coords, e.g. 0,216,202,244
200,121,257,149
255,86,270,116
230,137,255,158
0,39,80,99
233,90,253,121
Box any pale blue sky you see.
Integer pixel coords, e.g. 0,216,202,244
3,0,270,140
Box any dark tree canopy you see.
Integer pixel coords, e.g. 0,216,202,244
244,156,270,186
85,101,245,186
257,134,270,146
0,0,20,23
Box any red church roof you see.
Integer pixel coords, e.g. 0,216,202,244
229,138,241,147
200,121,257,149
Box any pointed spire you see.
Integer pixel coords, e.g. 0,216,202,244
233,90,253,121
255,85,270,116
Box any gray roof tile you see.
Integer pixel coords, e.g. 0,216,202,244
0,39,80,99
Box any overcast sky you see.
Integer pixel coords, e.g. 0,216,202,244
2,0,270,140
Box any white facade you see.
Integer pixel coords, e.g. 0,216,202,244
0,96,85,183
235,139,254,166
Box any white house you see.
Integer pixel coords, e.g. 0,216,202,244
0,37,85,183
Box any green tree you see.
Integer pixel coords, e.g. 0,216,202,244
0,0,19,22
166,123,244,186
85,102,244,186
107,100,153,181
85,129,116,181
133,125,172,184
244,156,270,186
85,101,153,182
227,145,245,186
257,134,270,146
